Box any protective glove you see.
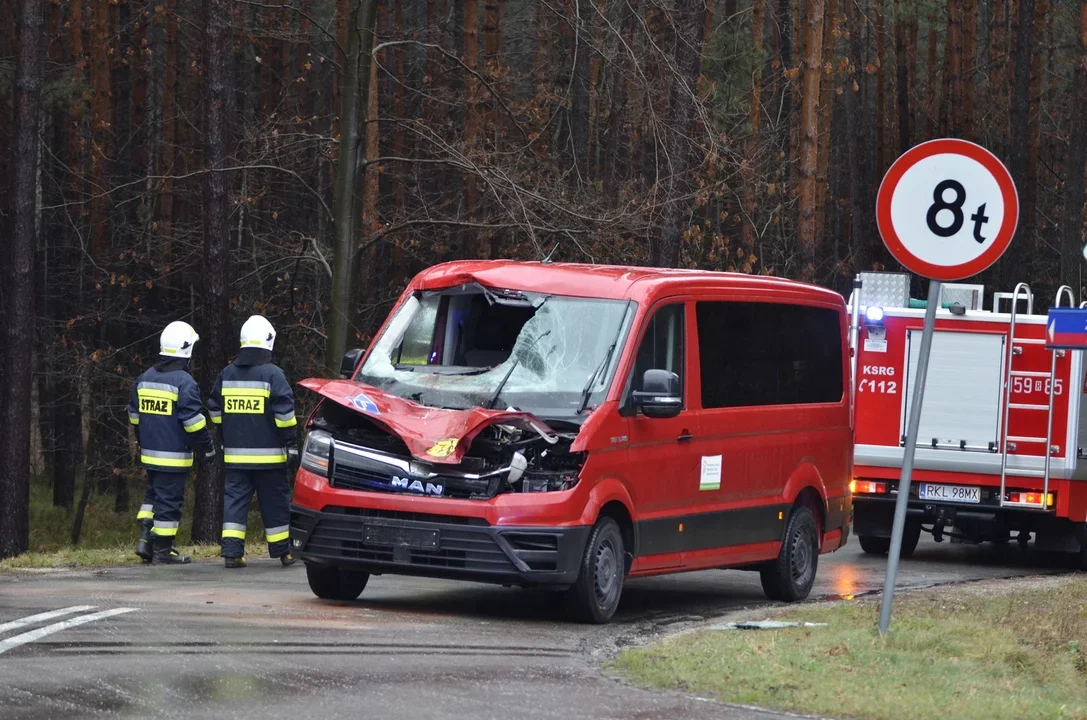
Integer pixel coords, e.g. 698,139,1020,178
202,444,218,463
286,442,301,474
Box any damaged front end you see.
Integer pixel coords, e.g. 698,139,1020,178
301,393,586,501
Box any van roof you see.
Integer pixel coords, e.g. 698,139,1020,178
411,260,844,307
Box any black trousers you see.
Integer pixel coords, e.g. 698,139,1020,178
221,468,291,558
147,469,187,540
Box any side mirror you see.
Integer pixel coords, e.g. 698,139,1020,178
340,348,365,379
631,369,682,419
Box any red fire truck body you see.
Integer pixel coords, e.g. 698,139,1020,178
849,273,1087,562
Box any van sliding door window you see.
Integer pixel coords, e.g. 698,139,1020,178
632,304,685,396
696,302,842,408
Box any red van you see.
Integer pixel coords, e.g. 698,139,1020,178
289,261,853,622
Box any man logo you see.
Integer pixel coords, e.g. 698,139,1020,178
390,475,444,496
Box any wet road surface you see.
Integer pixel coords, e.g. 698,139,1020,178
0,537,1070,719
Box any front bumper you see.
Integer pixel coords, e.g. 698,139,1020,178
290,504,590,587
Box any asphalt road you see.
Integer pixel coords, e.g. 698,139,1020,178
0,537,1070,720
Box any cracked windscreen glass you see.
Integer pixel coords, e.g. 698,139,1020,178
356,284,635,420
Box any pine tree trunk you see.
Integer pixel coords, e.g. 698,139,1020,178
894,0,911,153
159,0,177,265
653,0,708,268
1,0,44,559
926,4,940,137
569,0,591,188
845,0,875,273
1060,1,1087,290
797,0,826,282
816,0,839,251
741,0,766,257
460,0,480,258
947,0,964,136
1002,0,1034,288
991,0,1008,152
326,0,378,375
192,0,236,544
89,0,112,259
962,0,977,139
603,0,638,205
776,0,794,176
875,3,887,169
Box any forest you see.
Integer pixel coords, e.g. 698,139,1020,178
1,0,1086,557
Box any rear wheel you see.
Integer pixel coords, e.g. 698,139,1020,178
305,563,370,601
565,516,624,624
858,522,921,557
858,535,891,555
761,506,819,602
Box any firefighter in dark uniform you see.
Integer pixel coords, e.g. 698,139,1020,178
127,320,217,564
207,315,300,568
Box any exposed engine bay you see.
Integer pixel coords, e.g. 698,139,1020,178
304,398,586,500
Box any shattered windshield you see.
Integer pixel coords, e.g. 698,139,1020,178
356,284,635,420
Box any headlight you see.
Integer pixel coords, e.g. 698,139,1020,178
864,306,884,323
301,429,332,476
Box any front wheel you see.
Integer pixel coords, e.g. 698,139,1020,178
761,506,819,602
305,563,370,601
565,517,625,624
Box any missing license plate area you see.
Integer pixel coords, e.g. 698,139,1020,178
918,483,980,504
363,524,440,550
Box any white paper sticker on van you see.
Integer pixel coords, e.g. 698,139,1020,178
700,455,722,491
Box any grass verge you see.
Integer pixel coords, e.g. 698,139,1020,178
613,577,1087,720
1,479,274,570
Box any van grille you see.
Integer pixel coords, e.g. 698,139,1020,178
303,515,516,573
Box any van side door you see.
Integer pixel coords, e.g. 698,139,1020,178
622,300,702,569
686,299,848,562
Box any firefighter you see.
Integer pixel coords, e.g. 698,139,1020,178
127,320,217,565
207,315,300,569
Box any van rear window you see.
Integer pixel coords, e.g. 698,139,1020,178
696,301,843,408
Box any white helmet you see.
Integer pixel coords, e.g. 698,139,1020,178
160,321,199,359
240,315,276,351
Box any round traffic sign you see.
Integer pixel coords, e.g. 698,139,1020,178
876,139,1019,281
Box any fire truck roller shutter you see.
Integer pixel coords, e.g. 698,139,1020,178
902,330,1005,452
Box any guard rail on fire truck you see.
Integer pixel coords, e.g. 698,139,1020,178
998,284,1077,510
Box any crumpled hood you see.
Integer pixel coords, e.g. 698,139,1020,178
299,378,558,465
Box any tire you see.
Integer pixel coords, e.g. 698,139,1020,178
565,517,625,624
858,535,891,555
761,506,819,602
305,563,370,601
900,521,922,558
858,522,921,557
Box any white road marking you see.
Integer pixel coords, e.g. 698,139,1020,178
0,608,137,655
0,606,96,634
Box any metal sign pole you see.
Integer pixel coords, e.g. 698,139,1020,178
877,279,942,636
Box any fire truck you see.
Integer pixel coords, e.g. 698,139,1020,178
848,271,1087,566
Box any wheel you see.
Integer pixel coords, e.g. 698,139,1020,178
565,516,624,624
900,521,922,558
305,563,370,601
761,505,820,602
858,535,890,555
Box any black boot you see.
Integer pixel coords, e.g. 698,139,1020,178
135,520,154,563
151,536,192,565
279,552,296,567
224,556,247,569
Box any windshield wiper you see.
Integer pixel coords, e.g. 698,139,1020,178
486,330,552,409
576,341,617,415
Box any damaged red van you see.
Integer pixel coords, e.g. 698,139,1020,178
289,261,852,622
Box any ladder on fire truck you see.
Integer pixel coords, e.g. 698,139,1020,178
998,283,1076,510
